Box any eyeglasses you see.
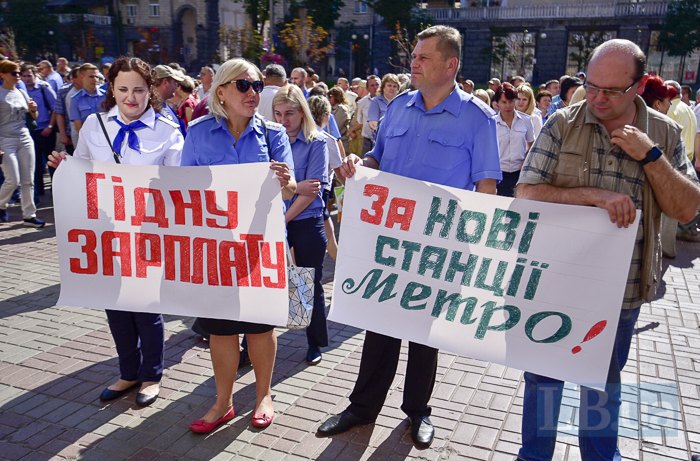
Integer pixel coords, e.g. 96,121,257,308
225,79,264,93
7,71,21,76
583,77,641,99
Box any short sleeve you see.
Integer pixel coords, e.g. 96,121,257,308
470,115,503,184
181,125,198,166
269,128,295,175
518,114,564,185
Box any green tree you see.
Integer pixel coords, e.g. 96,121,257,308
2,0,58,59
368,0,429,37
301,0,344,31
660,0,700,80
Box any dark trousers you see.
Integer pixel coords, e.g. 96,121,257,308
348,331,438,421
31,129,56,197
287,216,328,348
106,310,164,382
497,170,521,198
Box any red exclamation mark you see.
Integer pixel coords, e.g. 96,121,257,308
571,320,607,354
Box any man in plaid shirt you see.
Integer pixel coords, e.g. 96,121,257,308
516,39,700,461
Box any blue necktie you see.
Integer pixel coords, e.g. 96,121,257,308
113,119,148,155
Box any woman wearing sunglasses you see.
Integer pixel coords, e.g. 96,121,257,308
0,60,43,226
181,58,296,433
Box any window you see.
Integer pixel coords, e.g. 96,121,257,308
149,1,160,17
126,3,137,17
355,1,367,14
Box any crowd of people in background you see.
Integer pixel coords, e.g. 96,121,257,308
3,26,700,460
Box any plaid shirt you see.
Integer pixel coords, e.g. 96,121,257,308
519,101,693,309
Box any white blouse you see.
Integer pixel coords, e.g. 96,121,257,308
74,106,184,166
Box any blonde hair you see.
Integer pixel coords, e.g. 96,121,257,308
474,89,490,106
272,84,321,142
516,85,536,115
307,95,331,127
208,58,263,120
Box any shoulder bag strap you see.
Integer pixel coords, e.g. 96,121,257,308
96,113,121,164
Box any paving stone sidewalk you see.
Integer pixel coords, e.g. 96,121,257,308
1,197,699,460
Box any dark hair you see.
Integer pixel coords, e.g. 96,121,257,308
560,77,583,102
103,56,161,112
535,90,553,103
308,85,328,97
494,82,517,102
328,86,347,105
19,63,36,75
641,75,671,108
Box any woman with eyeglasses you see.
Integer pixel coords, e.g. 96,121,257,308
0,60,43,226
48,56,184,407
273,86,329,366
181,58,296,433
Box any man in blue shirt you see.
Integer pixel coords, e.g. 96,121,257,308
69,63,106,134
20,64,57,203
317,25,502,448
37,60,64,94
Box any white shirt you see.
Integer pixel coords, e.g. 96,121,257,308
74,106,184,166
319,130,342,191
357,95,373,139
495,110,534,173
345,90,358,118
530,109,543,138
258,85,281,122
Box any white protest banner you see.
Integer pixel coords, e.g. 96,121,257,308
53,158,288,325
330,167,640,388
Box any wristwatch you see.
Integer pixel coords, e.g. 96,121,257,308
639,146,662,166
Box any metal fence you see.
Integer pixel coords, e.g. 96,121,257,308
426,2,669,22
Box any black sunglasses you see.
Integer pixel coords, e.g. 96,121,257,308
226,79,264,93
9,71,21,77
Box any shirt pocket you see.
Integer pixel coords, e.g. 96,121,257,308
78,102,93,117
551,151,587,187
424,130,466,170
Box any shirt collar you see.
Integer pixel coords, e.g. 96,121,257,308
108,106,157,128
291,129,309,144
406,84,462,116
80,87,104,97
583,95,648,132
211,115,262,137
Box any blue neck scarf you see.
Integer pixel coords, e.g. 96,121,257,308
113,118,148,155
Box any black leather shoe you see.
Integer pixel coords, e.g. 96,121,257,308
410,415,434,448
99,382,139,401
135,391,158,407
317,410,373,436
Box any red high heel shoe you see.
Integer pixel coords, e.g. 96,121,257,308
190,407,235,434
251,412,274,428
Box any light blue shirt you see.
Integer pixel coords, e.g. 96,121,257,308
25,81,57,129
45,70,64,94
324,114,341,138
69,87,106,122
367,94,390,122
366,86,502,190
181,114,294,169
285,131,329,221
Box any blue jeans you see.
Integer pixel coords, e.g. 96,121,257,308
518,307,641,461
